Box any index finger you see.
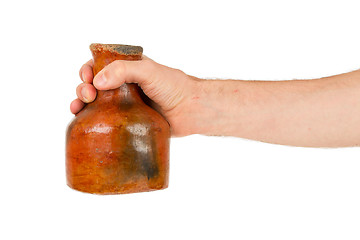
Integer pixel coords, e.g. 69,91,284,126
79,59,94,84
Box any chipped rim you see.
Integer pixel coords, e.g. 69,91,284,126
90,43,143,56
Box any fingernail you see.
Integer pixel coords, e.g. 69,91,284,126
81,87,90,102
82,72,86,82
95,74,107,88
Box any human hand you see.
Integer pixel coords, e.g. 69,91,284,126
70,57,201,137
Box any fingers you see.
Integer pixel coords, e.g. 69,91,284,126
79,59,94,83
73,57,156,115
93,59,156,90
70,83,97,114
70,99,85,114
76,83,97,103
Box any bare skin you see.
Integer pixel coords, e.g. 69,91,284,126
71,57,360,147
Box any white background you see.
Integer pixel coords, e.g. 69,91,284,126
1,0,359,239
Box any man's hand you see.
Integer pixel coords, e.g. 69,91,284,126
70,57,200,137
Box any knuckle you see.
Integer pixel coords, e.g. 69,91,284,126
141,60,159,84
99,60,127,87
111,60,127,82
142,59,157,72
113,60,127,75
174,68,185,76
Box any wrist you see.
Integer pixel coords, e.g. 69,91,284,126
179,77,247,136
168,75,252,137
166,75,206,136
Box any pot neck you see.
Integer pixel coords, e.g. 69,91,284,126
90,43,143,105
95,84,143,105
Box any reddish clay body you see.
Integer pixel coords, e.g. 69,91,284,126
66,44,170,194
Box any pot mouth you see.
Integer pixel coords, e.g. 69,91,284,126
90,43,143,55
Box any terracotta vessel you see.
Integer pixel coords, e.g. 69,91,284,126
66,43,170,194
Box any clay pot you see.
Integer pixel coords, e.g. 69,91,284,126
66,43,170,194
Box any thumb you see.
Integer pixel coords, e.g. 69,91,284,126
93,59,156,90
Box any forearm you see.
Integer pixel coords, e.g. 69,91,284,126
186,70,360,147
